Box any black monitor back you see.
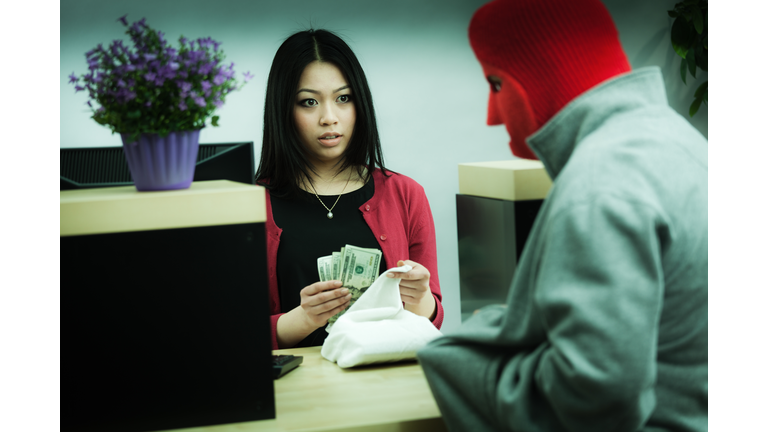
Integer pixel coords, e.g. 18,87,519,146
60,142,254,190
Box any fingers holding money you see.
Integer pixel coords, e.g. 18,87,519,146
300,281,352,327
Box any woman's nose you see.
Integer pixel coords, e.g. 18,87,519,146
320,105,339,125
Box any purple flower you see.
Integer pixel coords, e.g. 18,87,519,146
110,40,123,56
145,101,152,107
118,14,128,26
144,72,156,82
193,96,206,107
75,85,85,92
144,53,157,61
115,88,136,103
213,100,223,108
178,101,187,111
213,74,226,85
243,71,254,83
86,101,92,107
177,81,192,93
68,72,78,84
179,36,187,46
198,61,214,75
213,40,221,51
200,81,212,92
154,76,166,86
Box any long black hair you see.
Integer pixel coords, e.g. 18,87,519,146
255,29,390,198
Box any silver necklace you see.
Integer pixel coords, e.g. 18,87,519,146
309,172,351,219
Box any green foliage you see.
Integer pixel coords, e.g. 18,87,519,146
668,0,708,117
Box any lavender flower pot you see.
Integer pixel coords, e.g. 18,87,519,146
120,130,201,191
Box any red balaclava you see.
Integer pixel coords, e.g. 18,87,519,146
468,0,631,159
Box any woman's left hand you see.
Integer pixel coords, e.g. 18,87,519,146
387,259,436,320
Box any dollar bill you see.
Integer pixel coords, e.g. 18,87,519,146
332,251,341,281
317,255,334,282
339,244,381,291
317,244,382,331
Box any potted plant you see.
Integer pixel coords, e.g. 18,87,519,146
68,15,253,191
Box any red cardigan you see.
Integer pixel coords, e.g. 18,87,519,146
264,169,444,349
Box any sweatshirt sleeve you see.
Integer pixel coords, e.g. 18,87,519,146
418,196,665,432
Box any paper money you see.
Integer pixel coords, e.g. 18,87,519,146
332,251,341,281
317,244,382,331
317,255,334,282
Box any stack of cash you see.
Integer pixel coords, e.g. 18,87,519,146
317,244,382,330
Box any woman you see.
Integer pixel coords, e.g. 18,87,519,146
256,29,443,349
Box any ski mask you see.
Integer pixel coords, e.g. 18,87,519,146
468,0,631,159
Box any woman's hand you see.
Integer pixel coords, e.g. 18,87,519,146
299,280,352,328
387,260,437,320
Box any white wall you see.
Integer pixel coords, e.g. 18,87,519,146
60,0,707,333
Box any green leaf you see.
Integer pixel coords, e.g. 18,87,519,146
671,16,692,58
694,81,708,102
695,42,707,71
691,5,704,34
211,115,220,127
680,57,688,84
689,97,703,117
687,47,697,78
127,110,141,119
668,10,678,18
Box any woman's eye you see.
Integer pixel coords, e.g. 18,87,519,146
300,99,318,107
337,94,352,103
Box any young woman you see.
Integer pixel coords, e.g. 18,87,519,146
256,29,443,349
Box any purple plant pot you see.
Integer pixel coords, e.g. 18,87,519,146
120,130,201,191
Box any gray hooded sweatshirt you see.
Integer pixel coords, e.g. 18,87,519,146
417,67,708,432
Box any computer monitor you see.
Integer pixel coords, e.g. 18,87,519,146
60,141,255,190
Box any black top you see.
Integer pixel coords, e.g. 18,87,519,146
270,179,385,347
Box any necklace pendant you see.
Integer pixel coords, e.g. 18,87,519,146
327,211,334,219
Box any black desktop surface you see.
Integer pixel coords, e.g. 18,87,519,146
60,141,255,190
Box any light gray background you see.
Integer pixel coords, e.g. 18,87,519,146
60,0,708,333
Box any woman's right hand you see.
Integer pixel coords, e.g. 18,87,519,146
300,280,352,328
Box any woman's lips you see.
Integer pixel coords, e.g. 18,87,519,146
319,133,342,147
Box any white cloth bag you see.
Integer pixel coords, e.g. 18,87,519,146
321,265,443,368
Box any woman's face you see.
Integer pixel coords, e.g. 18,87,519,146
293,61,356,168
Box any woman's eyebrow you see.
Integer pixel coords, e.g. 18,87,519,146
296,85,351,95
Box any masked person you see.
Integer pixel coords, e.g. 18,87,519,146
256,29,443,349
417,1,708,431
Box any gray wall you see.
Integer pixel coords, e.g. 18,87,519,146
60,0,708,333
